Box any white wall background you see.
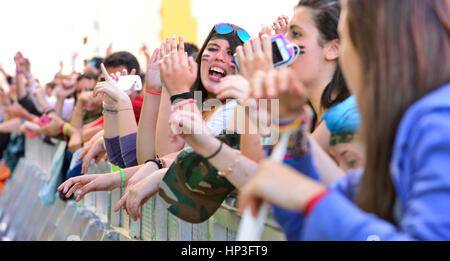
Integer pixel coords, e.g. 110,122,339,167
0,0,298,84
0,0,162,83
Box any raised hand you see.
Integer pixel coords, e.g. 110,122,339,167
14,52,25,71
235,35,273,80
273,15,289,35
23,58,31,76
159,35,198,96
248,67,307,120
139,42,151,66
55,84,77,100
258,15,289,39
94,64,132,110
146,48,162,93
215,75,250,103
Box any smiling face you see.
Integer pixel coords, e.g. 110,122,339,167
199,39,237,95
286,6,340,89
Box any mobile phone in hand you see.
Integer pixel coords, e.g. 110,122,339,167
233,34,295,72
118,75,143,92
38,114,52,127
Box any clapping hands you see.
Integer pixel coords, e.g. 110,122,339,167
159,35,198,96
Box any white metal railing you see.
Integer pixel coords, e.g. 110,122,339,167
7,137,286,241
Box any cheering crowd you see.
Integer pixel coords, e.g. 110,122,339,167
0,0,449,241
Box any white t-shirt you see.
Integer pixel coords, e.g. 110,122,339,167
45,96,75,121
206,100,238,136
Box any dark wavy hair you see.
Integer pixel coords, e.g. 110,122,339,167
190,24,247,102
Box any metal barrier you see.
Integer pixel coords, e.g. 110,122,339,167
0,137,286,241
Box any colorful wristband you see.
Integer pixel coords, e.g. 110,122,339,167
120,169,125,188
278,116,304,133
171,98,196,111
304,190,330,217
144,89,162,96
61,122,71,136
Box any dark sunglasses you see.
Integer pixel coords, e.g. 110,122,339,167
215,23,251,43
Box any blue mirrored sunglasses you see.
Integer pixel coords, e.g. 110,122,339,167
215,23,251,43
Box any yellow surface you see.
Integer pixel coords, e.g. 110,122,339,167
160,0,198,45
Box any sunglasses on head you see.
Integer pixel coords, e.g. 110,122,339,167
86,61,97,67
214,23,251,43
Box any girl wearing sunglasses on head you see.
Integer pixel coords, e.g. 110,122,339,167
59,23,261,222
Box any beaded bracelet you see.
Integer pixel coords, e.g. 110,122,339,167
218,150,242,177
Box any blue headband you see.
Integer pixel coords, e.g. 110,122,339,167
323,96,361,134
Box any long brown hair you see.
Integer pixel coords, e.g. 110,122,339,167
347,0,450,222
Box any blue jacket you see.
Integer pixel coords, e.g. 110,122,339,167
273,147,320,241
276,83,450,241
